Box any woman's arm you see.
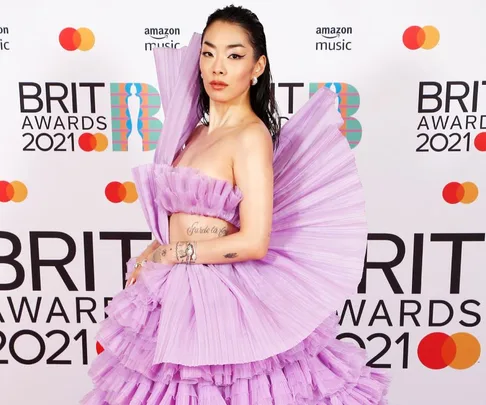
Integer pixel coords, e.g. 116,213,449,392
136,239,161,262
157,123,274,265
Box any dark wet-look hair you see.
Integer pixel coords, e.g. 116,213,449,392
198,5,281,150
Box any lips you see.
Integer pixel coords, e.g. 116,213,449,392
210,80,228,86
210,81,228,90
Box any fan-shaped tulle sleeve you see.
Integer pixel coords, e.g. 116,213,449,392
152,32,202,165
151,86,368,366
129,32,368,366
131,32,203,244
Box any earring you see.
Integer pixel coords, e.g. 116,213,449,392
251,76,258,86
200,73,203,78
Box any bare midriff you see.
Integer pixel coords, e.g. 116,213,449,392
168,212,238,243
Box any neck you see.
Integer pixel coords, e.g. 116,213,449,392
207,90,253,134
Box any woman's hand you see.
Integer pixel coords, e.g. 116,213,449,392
124,240,163,288
125,245,174,288
125,259,146,288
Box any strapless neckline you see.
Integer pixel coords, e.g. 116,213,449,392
166,163,242,194
152,162,243,228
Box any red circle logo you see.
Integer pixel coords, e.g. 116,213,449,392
443,182,478,204
95,341,104,355
403,26,440,50
59,27,95,51
418,332,481,369
105,181,138,203
0,181,28,203
474,132,486,151
78,132,108,152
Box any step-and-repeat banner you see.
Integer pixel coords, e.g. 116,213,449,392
1,1,484,404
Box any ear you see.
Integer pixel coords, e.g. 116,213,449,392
253,54,267,78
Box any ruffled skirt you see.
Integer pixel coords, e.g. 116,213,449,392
81,261,389,405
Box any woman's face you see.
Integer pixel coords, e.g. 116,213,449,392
200,21,266,103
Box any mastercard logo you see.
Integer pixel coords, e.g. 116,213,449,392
79,132,108,152
474,132,486,151
105,181,138,203
418,332,481,370
0,181,28,203
59,27,95,51
443,181,478,204
96,341,104,355
403,26,440,50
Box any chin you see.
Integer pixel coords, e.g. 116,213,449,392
207,90,231,103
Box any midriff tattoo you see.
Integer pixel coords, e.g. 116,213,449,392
187,221,228,237
169,213,237,243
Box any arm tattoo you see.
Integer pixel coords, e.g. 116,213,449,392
176,241,197,264
223,253,238,258
152,247,168,262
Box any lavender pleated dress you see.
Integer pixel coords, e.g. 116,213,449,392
81,32,390,404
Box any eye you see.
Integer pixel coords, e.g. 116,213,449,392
229,54,243,59
202,51,213,57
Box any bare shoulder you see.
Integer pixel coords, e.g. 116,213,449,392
234,121,273,155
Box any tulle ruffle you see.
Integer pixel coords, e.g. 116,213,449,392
131,33,202,246
81,260,389,404
82,30,390,404
132,31,369,367
154,163,242,227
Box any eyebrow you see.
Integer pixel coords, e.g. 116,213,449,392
203,40,246,49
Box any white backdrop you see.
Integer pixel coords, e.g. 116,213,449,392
1,0,485,404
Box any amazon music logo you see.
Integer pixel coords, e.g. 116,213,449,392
144,27,181,51
315,25,353,51
0,25,11,51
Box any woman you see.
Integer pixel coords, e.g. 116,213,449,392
82,5,389,404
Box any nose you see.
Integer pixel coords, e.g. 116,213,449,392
212,55,226,76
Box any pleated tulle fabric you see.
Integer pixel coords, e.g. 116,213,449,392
154,163,243,227
140,84,368,367
81,259,389,405
81,31,390,403
132,32,201,244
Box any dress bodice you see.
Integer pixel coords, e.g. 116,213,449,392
153,163,243,228
128,32,369,369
